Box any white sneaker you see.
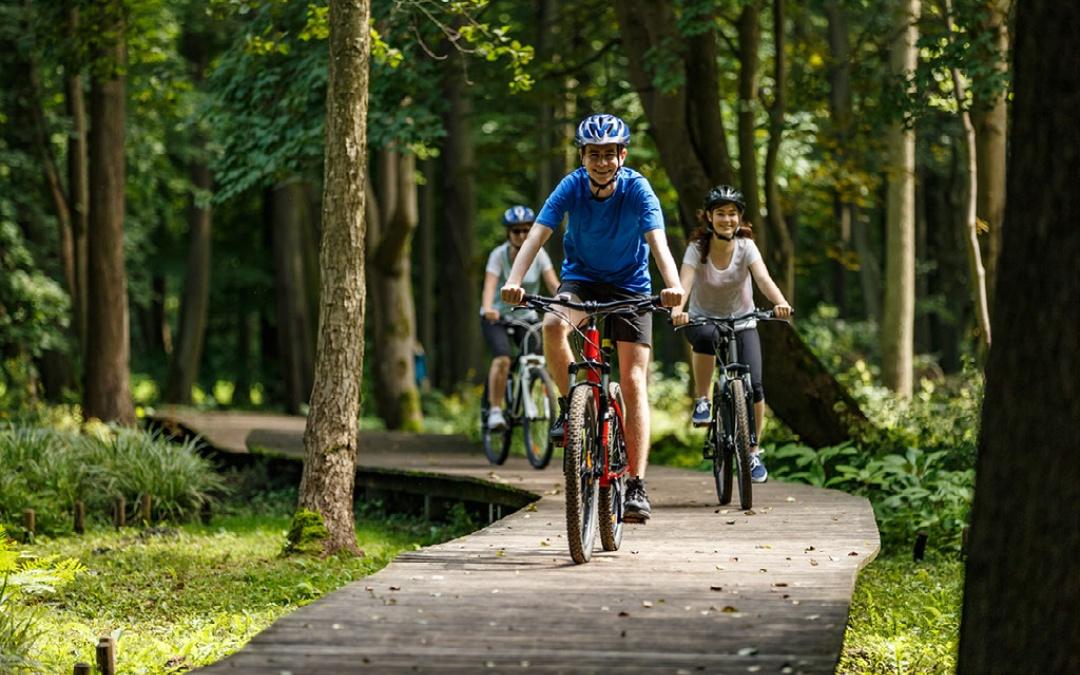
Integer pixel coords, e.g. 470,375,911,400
487,407,507,431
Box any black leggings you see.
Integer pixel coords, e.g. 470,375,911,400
683,325,765,403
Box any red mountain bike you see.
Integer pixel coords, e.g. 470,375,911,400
523,293,661,564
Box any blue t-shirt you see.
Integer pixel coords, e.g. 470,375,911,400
535,167,664,294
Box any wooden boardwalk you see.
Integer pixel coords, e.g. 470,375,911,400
158,409,879,674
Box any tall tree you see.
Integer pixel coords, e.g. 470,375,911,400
762,0,794,300
83,0,134,424
270,180,316,413
881,0,920,397
736,1,764,227
957,1,1079,669
368,149,422,430
65,2,89,353
296,0,370,557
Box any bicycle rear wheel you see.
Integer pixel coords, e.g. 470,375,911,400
522,366,558,469
564,385,599,564
598,383,627,552
711,381,734,506
730,378,753,510
481,379,512,465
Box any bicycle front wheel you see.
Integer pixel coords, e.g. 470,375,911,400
522,366,557,469
730,378,753,510
564,385,599,564
598,382,627,552
711,381,734,506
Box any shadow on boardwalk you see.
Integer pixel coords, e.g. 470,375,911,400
156,408,879,674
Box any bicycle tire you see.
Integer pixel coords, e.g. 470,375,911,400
730,378,753,510
711,380,734,506
481,379,513,465
564,385,599,564
522,366,558,469
598,383,627,552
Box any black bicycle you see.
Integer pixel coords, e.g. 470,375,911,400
675,309,783,510
521,293,662,564
480,317,559,469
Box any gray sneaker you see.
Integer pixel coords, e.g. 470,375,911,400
487,407,507,431
623,477,651,523
691,396,711,427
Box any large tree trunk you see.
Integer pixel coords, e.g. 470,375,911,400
416,157,436,360
957,1,1080,669
736,2,764,228
971,0,1009,309
297,0,371,557
369,150,422,430
66,3,89,353
436,49,480,389
762,0,794,301
164,160,213,403
881,0,919,397
83,1,134,424
615,0,734,236
271,180,315,414
940,0,992,351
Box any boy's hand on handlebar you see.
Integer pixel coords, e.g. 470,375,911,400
501,284,525,305
483,308,500,321
670,308,690,326
659,286,684,308
773,303,793,319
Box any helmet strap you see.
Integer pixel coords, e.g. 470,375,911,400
712,228,734,242
587,153,624,200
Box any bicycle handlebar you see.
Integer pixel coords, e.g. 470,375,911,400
671,308,793,332
521,293,662,315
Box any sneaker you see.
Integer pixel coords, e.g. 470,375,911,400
487,407,507,431
623,477,651,523
749,452,768,483
691,396,711,427
549,397,568,444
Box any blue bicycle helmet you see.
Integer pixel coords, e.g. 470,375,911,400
502,205,536,226
574,114,631,148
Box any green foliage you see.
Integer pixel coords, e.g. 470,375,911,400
22,489,473,672
840,554,963,673
0,424,225,535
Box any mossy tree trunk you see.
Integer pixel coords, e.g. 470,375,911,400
296,0,370,557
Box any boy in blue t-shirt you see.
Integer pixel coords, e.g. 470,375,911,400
502,113,684,523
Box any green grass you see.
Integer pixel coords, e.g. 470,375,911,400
838,554,963,674
20,498,471,674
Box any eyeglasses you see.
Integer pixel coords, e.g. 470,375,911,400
510,228,531,236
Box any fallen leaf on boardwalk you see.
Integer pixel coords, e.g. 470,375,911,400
773,582,788,587
807,614,821,620
526,503,538,512
389,586,401,591
791,599,800,605
365,586,374,592
759,568,768,573
720,509,730,514
737,647,759,656
332,623,342,630
540,540,550,546
601,606,610,611
829,556,838,562
725,520,736,525
786,496,796,502
631,550,639,554
491,589,500,593
618,611,630,617
754,544,772,549
710,585,723,591
744,509,756,515
642,601,653,608
804,546,815,552
809,559,819,566
721,606,739,613
848,551,859,556
495,550,505,557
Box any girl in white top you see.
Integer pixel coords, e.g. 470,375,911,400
670,186,792,482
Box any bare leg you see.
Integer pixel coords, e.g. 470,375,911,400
752,399,765,452
691,352,714,398
618,341,652,478
488,356,511,407
542,300,584,397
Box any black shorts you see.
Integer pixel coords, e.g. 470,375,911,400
683,324,765,402
480,318,542,358
557,280,652,346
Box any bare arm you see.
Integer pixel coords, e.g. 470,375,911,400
481,271,500,320
645,229,685,307
542,267,560,295
502,226,553,304
671,263,697,325
749,259,792,317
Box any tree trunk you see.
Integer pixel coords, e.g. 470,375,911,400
369,150,423,430
437,49,480,389
763,0,794,301
417,157,436,359
271,180,315,414
881,0,919,397
164,160,213,403
940,0,992,351
67,4,89,354
297,0,371,558
971,0,1009,309
958,2,1080,669
615,0,734,236
737,2,764,228
83,1,134,424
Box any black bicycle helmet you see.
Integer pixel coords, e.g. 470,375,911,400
703,185,746,213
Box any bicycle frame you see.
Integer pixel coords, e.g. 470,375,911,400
711,325,758,452
565,317,626,490
504,319,548,421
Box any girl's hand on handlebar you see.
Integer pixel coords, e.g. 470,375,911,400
773,303,793,319
660,286,685,308
501,284,525,305
670,308,690,327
